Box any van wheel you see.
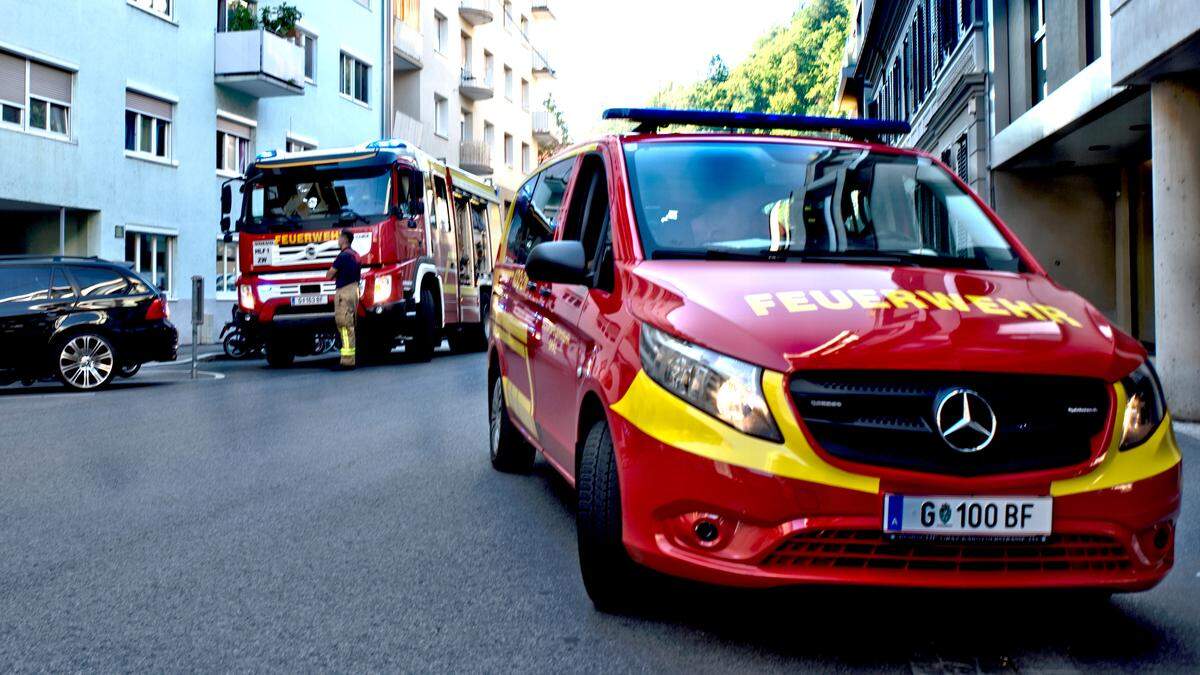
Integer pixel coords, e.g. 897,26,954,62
265,341,294,368
408,287,438,362
55,333,117,391
489,375,534,473
577,417,642,613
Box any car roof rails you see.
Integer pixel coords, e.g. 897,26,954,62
601,107,911,141
0,254,104,263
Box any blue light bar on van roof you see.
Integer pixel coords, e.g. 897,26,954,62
602,108,911,139
255,149,279,161
366,138,409,150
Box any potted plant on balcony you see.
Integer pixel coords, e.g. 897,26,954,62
227,4,258,31
261,3,303,40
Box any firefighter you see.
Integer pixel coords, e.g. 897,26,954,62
326,228,361,369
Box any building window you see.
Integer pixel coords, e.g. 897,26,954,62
125,230,175,294
521,79,530,111
483,51,494,86
434,12,448,54
483,121,495,153
294,31,317,82
216,237,239,298
130,0,172,20
340,52,370,104
125,90,173,159
395,0,420,29
1030,0,1047,104
1085,0,1103,65
461,32,473,71
217,115,253,174
504,66,513,100
504,133,513,167
434,94,449,138
520,15,529,35
461,109,472,141
521,142,531,173
503,1,512,30
286,137,315,152
0,53,73,138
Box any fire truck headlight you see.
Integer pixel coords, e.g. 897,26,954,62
639,323,782,442
1120,361,1167,450
238,284,256,311
373,275,393,305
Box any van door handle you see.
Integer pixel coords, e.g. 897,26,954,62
526,281,537,293
538,287,552,299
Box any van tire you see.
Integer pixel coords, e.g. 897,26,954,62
489,375,535,473
408,287,438,362
577,417,642,613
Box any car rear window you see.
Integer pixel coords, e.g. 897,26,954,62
69,266,131,297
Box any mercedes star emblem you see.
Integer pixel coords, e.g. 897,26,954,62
304,244,317,260
934,388,998,453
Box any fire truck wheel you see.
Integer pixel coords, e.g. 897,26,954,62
265,342,294,368
489,375,535,473
408,288,438,362
577,417,644,613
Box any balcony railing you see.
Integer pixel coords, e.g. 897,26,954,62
214,29,305,97
531,110,562,148
460,140,493,176
393,19,423,70
459,70,494,101
392,112,425,149
532,1,554,18
459,0,495,26
532,50,555,79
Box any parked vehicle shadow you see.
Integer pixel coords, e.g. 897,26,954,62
526,460,1186,670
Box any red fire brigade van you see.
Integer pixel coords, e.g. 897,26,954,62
221,140,503,366
486,109,1182,611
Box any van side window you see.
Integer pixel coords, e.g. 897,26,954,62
505,158,574,266
0,266,51,303
433,175,451,232
561,154,614,291
69,266,130,297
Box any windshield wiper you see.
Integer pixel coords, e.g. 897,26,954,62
337,208,369,225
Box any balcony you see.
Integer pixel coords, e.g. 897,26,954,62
532,1,554,18
393,20,423,71
214,29,305,97
459,70,494,101
459,0,494,26
392,112,425,149
460,140,493,176
532,111,561,148
532,50,555,79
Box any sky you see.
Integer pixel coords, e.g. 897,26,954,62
548,0,803,139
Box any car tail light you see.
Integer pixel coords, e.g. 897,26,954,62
145,297,169,321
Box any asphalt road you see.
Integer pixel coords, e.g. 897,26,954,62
1,351,1197,672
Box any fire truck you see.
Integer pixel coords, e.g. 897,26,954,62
220,139,503,366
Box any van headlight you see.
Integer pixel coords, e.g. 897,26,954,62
238,284,256,311
639,323,782,442
1120,361,1167,450
373,275,393,304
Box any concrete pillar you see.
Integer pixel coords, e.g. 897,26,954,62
1150,76,1200,420
58,207,66,256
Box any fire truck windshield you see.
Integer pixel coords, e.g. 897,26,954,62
243,165,396,233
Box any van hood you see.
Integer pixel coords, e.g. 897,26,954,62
628,261,1145,383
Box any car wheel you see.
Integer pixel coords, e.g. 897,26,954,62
408,287,438,362
117,362,141,378
55,333,118,391
265,341,294,368
577,416,642,613
489,375,534,473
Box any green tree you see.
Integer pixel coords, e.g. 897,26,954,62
651,0,851,117
540,93,571,159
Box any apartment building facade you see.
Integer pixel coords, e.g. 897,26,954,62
838,0,1200,419
389,0,559,208
0,0,389,340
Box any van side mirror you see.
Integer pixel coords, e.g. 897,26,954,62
220,184,232,217
409,200,425,216
526,241,588,286
220,216,231,233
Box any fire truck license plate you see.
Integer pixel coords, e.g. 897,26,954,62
883,495,1052,537
291,295,328,306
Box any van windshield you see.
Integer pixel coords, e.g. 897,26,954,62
243,165,397,233
623,140,1023,272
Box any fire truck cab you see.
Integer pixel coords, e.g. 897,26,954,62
221,139,502,366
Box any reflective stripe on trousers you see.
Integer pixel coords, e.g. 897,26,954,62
334,284,358,366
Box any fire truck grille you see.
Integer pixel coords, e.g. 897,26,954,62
760,530,1132,573
788,371,1109,476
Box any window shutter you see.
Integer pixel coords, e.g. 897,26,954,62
955,133,969,182
126,90,172,120
29,62,72,103
217,116,252,139
0,51,25,106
